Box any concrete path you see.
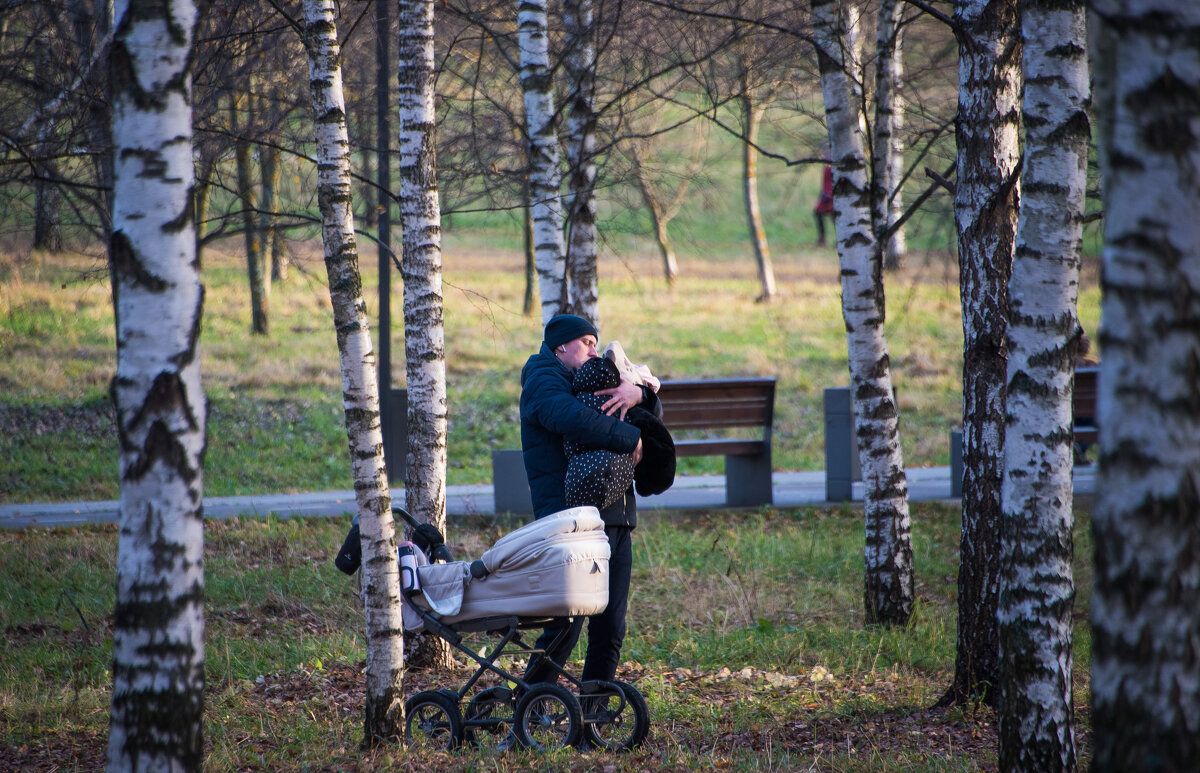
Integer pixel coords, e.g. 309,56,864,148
0,465,1097,530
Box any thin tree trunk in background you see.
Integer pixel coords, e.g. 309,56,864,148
739,87,776,303
67,0,113,240
233,90,268,335
628,135,700,286
563,0,599,324
873,0,905,271
941,0,1021,708
998,0,1088,769
106,0,205,768
1090,1,1200,768
636,173,679,285
303,0,405,744
812,0,913,627
398,0,452,670
194,173,210,261
33,11,62,252
358,95,377,231
519,0,567,323
91,0,114,237
523,170,536,315
34,126,63,253
262,144,288,283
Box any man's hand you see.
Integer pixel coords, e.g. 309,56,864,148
596,378,643,420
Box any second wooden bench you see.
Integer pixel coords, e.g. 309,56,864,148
657,377,777,507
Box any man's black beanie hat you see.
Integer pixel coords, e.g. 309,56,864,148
544,314,599,350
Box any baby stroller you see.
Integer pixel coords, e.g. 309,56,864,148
366,506,650,752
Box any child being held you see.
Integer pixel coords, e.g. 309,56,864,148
563,357,636,510
563,352,676,510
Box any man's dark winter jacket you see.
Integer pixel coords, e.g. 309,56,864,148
520,344,661,524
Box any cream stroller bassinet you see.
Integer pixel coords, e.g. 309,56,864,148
390,506,649,753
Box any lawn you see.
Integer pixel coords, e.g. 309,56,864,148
0,240,1102,503
0,504,1094,771
0,241,1098,770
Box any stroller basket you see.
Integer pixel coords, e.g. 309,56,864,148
401,506,610,632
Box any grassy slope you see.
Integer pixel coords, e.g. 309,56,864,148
0,242,1101,503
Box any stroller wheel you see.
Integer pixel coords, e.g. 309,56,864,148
513,683,583,751
464,686,514,746
582,680,650,751
405,689,464,751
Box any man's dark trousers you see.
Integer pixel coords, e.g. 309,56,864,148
525,524,633,684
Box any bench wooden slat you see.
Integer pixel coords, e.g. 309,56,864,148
662,405,773,429
658,379,776,434
675,438,767,457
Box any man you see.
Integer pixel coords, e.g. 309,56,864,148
518,313,658,689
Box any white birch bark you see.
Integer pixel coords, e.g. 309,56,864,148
872,0,906,270
303,0,405,743
812,0,913,626
519,0,568,324
106,1,205,769
563,0,599,324
943,0,1021,707
1090,1,1200,768
998,0,1088,768
397,0,452,669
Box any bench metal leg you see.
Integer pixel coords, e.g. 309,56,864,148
492,449,533,515
726,453,773,507
824,387,855,501
950,430,963,499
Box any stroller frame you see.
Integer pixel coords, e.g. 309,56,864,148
393,508,649,753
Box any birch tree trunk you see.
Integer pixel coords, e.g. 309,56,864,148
941,0,1021,707
812,0,913,626
304,0,405,743
398,0,453,669
563,0,599,324
106,1,205,769
519,0,568,324
1090,1,1200,768
872,0,905,271
998,0,1088,768
739,86,777,303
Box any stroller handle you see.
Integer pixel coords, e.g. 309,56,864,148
392,506,421,530
393,506,454,563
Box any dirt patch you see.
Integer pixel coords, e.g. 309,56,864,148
0,400,116,440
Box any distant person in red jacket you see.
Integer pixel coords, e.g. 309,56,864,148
813,148,834,247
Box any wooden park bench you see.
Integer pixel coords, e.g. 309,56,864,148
657,377,777,507
1072,366,1098,462
492,376,777,513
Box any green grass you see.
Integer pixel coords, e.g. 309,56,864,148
0,244,1104,504
0,503,1095,771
